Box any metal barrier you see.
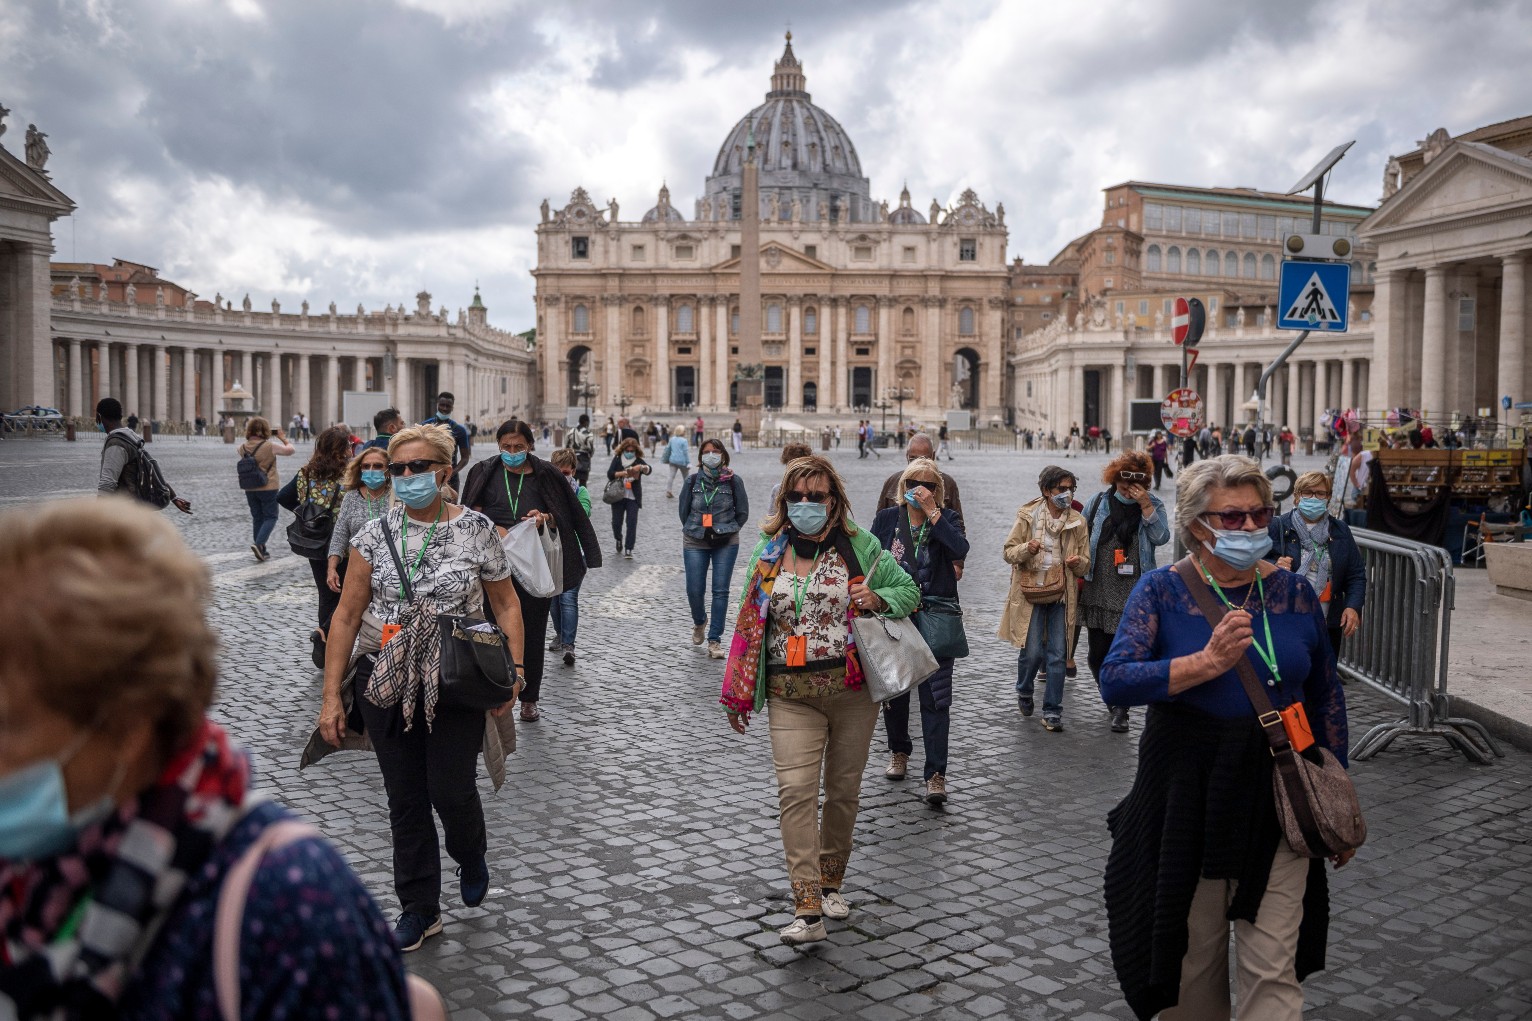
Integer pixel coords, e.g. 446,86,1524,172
1342,528,1504,764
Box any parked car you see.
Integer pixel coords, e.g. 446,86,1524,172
3,405,66,432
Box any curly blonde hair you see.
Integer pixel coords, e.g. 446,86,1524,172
0,500,217,760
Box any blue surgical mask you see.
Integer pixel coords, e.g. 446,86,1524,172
1202,528,1273,571
1113,490,1137,505
905,489,923,506
622,453,636,464
392,471,440,509
360,469,388,489
787,501,830,535
500,451,528,469
701,452,723,470
0,731,120,862
1297,497,1329,521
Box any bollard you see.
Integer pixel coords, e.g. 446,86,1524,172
143,423,153,443
65,423,76,442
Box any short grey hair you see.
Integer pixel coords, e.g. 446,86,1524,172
1175,454,1274,549
906,432,934,455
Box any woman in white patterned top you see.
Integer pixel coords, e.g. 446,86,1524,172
315,424,525,954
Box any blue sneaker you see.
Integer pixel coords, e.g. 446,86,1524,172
394,911,442,952
458,857,490,907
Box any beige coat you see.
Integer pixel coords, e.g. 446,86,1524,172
998,497,1091,648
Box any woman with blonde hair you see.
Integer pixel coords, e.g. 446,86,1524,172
663,423,691,498
314,423,525,952
721,455,919,945
324,442,394,630
236,414,294,562
0,500,411,1018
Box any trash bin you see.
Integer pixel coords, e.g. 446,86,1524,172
821,429,831,452
65,423,76,442
143,423,154,443
223,425,236,444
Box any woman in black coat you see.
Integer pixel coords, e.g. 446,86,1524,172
606,437,652,560
869,456,969,806
462,419,603,721
1268,469,1366,658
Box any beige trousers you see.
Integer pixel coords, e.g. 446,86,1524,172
1163,842,1310,1021
767,687,880,916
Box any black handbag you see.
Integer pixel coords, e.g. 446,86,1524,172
914,595,969,659
379,514,520,712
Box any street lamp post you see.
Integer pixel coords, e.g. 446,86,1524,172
573,380,600,419
613,392,634,421
885,385,915,443
873,398,892,437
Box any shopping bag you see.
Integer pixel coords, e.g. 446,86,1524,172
502,518,558,597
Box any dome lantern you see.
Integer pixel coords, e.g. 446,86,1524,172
769,32,808,99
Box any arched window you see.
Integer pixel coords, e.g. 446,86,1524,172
730,307,739,335
902,306,916,333
959,306,975,335
1146,244,1162,272
854,304,871,333
1167,246,1182,273
677,304,694,333
1243,252,1257,279
1186,249,1201,275
572,303,590,333
766,302,783,333
1261,254,1276,280
631,305,644,333
804,307,817,334
1224,252,1238,277
1206,250,1219,275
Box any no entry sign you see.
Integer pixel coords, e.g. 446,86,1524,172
1161,388,1205,438
1171,298,1190,345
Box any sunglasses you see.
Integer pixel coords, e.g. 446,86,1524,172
1200,507,1275,529
387,459,448,477
1118,471,1150,483
785,490,831,504
905,480,936,492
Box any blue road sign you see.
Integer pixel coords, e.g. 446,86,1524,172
1278,260,1350,332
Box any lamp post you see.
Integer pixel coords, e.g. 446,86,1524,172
573,380,600,419
873,398,893,437
885,385,915,443
613,392,634,420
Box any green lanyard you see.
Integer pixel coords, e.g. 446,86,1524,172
906,508,931,560
701,481,718,509
786,546,819,622
1202,563,1283,688
364,493,385,521
502,468,527,520
397,503,443,601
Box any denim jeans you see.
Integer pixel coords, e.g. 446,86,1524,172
1015,601,1068,715
245,489,279,547
683,542,740,643
882,658,953,779
552,581,581,647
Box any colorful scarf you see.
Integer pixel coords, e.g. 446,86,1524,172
0,720,250,1020
367,596,443,732
719,530,866,719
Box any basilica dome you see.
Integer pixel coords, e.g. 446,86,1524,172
641,183,685,223
701,35,873,224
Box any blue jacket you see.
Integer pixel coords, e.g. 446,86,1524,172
664,436,690,467
1268,510,1366,627
870,505,969,599
1080,488,1171,582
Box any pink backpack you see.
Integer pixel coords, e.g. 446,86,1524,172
213,819,448,1020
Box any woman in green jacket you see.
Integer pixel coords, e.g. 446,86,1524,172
720,454,919,947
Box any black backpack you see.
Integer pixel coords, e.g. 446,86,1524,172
237,439,269,490
286,473,341,560
107,433,174,510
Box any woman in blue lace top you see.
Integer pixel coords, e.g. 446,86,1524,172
1097,455,1352,1021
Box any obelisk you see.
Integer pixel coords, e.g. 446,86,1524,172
735,128,764,438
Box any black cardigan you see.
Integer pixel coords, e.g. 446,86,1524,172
1105,703,1329,1020
606,453,652,508
460,455,603,591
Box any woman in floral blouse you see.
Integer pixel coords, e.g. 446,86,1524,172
721,454,919,946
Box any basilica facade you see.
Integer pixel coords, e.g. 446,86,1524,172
532,35,1010,424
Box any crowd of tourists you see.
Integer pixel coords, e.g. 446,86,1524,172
10,395,1370,1019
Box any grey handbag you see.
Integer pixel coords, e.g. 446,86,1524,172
834,532,939,703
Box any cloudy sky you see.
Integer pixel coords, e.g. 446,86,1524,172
5,0,1529,330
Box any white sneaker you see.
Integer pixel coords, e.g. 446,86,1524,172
707,641,726,660
692,624,705,646
778,917,827,945
822,891,850,920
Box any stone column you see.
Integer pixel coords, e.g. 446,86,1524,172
877,297,895,407
833,299,849,409
1069,362,1085,432
1500,252,1527,408
1368,270,1409,413
715,301,731,411
922,298,942,409
211,348,225,425
123,344,140,421
1298,361,1316,438
294,353,311,428
694,296,711,411
235,350,249,393
985,297,1005,414
179,349,196,429
786,296,802,412
654,297,670,411
1420,265,1449,420
1108,361,1125,439
603,296,622,407
66,339,83,417
99,343,115,409
1284,363,1301,432
325,353,341,427
1341,358,1356,411
149,348,167,423
1204,360,1222,431
813,297,831,412
393,356,410,422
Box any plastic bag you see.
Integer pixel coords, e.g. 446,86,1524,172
501,519,557,598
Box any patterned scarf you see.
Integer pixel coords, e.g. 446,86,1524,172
1293,509,1334,603
366,596,443,732
0,721,249,1020
719,530,866,719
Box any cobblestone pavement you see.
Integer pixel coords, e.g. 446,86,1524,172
4,434,1530,1020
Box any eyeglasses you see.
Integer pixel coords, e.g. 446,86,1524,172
1295,491,1331,500
1118,471,1150,483
1200,508,1274,529
784,490,831,504
1050,485,1077,495
388,459,447,477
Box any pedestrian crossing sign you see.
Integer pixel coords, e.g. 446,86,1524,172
1278,260,1350,332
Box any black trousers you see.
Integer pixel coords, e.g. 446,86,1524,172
485,579,552,704
307,556,344,630
611,500,640,552
1152,459,1172,490
359,691,486,918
